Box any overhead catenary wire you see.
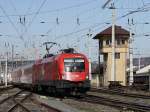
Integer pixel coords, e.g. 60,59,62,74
102,0,112,9
0,3,20,37
44,6,148,41
0,0,100,41
76,3,100,17
26,0,47,29
0,1,143,61
53,23,103,40
18,0,34,39
0,1,149,50
1,1,149,28
21,0,34,27
141,0,145,6
40,5,150,59
21,0,47,38
25,0,34,15
54,3,150,40
119,3,150,18
50,22,110,42
8,0,17,13
24,1,150,49
0,0,98,18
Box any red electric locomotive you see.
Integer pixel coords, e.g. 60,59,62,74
11,48,90,95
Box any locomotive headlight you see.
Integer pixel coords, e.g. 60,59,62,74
62,74,66,80
86,75,89,79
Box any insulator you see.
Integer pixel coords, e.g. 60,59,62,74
23,16,26,25
128,18,129,25
77,17,80,25
56,17,59,25
19,16,22,24
132,18,134,25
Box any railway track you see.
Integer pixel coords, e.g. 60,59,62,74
0,85,13,91
8,91,32,112
0,89,61,112
72,95,150,112
0,84,4,86
90,88,150,99
0,90,32,112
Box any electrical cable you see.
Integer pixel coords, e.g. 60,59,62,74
26,0,47,29
0,0,98,17
0,3,20,36
58,2,150,40
51,22,109,41
1,1,150,54
21,0,34,35
21,0,47,38
8,0,17,13
141,0,145,6
116,3,150,20
25,0,34,15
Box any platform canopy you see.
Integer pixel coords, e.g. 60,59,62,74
93,25,130,39
136,65,150,74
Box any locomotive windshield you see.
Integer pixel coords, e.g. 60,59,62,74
64,58,85,72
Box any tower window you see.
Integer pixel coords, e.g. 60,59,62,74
115,53,120,59
122,40,125,44
106,40,110,45
99,41,103,47
117,39,120,45
106,39,111,46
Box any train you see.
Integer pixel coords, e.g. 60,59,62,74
133,75,149,91
11,50,90,95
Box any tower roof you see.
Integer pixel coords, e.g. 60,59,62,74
93,25,130,39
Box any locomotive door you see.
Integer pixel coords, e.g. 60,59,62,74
41,64,45,80
33,64,44,84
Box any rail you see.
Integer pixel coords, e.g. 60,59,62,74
90,88,150,99
0,89,61,112
73,95,150,112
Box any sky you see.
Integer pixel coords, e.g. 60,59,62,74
0,0,150,61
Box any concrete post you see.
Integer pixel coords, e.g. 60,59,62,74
87,29,92,81
149,72,150,92
129,23,134,86
111,5,116,82
5,52,8,87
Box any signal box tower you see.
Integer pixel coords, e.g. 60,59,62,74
93,25,129,86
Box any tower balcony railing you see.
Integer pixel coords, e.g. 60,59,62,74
100,44,128,49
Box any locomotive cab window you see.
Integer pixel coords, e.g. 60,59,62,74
64,58,85,72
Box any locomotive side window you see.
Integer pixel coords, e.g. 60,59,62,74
64,58,85,72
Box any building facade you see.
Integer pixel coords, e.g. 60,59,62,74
93,25,129,86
